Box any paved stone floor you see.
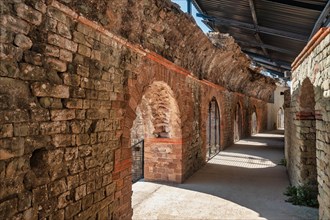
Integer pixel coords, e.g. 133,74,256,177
132,130,319,220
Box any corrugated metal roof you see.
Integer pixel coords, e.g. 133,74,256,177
194,0,330,78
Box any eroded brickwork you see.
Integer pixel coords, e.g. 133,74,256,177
286,28,330,220
1,0,272,219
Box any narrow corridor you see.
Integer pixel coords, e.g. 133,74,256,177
132,131,318,220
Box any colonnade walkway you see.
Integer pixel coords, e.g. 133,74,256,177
132,130,318,220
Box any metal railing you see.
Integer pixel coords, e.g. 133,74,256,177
131,139,144,183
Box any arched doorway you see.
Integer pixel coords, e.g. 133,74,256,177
277,108,284,129
234,103,242,142
251,111,257,135
297,78,317,186
206,97,221,160
131,81,182,183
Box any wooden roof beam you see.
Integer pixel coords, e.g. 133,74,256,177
309,0,330,40
198,13,309,42
236,40,296,55
264,0,324,11
248,0,270,58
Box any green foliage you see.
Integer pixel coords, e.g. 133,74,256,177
284,185,319,208
278,158,287,166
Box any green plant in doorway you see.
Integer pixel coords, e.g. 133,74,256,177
284,184,319,208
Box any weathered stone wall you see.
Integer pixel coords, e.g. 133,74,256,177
286,28,330,220
53,0,276,102
0,0,271,219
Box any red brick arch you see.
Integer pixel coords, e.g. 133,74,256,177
119,59,197,184
201,92,225,161
234,99,244,142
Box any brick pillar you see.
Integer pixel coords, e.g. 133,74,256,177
144,138,183,183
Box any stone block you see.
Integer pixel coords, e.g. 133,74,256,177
62,73,80,86
76,23,93,37
64,99,83,109
81,78,94,90
86,90,98,100
52,134,75,147
70,121,85,134
13,123,39,136
78,44,91,57
51,109,76,121
81,193,94,211
67,174,79,190
18,191,32,212
15,3,43,25
102,174,112,187
45,44,60,57
0,15,30,34
5,156,29,179
57,22,72,39
48,33,78,52
60,49,73,62
86,109,109,120
19,63,46,81
0,44,23,61
0,61,19,78
75,184,87,201
76,65,89,77
76,134,90,146
49,178,67,198
0,124,13,138
0,28,14,43
86,180,96,194
79,145,92,158
32,185,48,205
39,97,63,109
23,51,43,66
43,17,57,32
31,82,69,98
93,188,105,203
0,110,30,124
0,197,18,219
65,201,81,219
70,88,86,99
34,1,47,13
14,34,32,50
30,108,50,122
105,183,115,197
64,147,78,161
57,191,71,209
49,209,64,220
47,7,71,26
45,57,67,72
40,121,67,135
68,159,84,174
76,110,86,120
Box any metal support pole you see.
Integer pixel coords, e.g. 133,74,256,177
187,0,192,15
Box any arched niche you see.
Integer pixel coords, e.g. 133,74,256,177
251,108,257,135
277,107,284,129
131,81,183,183
206,97,221,160
234,102,243,142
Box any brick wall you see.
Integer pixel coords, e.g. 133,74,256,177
0,1,270,219
286,28,330,220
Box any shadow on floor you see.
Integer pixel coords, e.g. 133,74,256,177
132,130,318,220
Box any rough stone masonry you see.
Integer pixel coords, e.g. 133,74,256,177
285,28,330,220
0,0,276,219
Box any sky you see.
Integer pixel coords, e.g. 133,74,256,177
171,0,211,33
